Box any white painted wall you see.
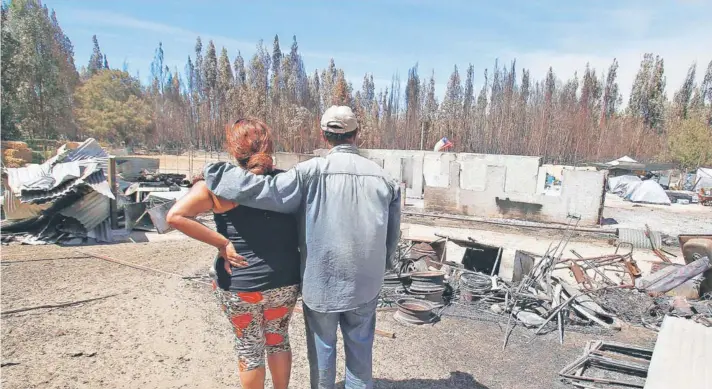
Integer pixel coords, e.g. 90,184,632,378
357,149,542,198
537,164,599,194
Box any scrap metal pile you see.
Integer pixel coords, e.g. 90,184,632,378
1,139,116,244
120,171,188,234
1,139,192,245
498,216,629,347
379,216,712,345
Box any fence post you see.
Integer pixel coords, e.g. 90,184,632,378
107,156,119,230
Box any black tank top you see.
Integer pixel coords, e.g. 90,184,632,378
212,171,301,292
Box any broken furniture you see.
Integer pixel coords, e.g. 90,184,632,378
120,172,188,234
559,340,652,388
122,191,182,234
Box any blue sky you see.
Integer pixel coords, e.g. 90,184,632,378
48,0,712,101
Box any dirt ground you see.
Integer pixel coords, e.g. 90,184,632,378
1,239,657,389
602,195,711,237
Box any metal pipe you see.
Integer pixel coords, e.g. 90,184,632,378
491,247,503,277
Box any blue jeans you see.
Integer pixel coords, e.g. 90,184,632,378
303,297,378,389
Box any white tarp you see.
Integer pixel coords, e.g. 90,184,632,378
606,156,638,166
694,168,712,190
624,180,671,205
623,181,642,198
607,175,642,195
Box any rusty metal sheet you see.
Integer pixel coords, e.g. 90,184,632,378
678,234,712,248
2,187,50,220
58,190,110,230
570,262,587,284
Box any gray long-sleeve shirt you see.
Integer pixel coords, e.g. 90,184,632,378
203,144,401,313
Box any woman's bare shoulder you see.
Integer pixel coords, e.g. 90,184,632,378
191,181,238,213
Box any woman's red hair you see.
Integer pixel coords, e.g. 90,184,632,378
225,118,274,175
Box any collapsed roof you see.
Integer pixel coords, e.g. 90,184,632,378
2,138,115,243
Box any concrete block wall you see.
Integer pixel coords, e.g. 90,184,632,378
274,152,315,170
537,164,598,194
425,165,607,225
458,154,541,193
358,149,540,200
275,148,606,225
359,149,426,199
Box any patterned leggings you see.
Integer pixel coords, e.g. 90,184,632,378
214,283,299,372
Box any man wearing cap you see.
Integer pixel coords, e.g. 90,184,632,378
203,106,401,389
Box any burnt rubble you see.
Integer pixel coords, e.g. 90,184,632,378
2,140,190,245
379,216,712,339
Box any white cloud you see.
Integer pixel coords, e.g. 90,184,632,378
491,4,712,102
69,10,255,52
69,9,385,76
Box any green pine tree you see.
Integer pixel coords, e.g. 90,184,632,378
5,0,77,139
87,35,104,76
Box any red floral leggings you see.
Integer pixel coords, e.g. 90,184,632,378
213,283,299,372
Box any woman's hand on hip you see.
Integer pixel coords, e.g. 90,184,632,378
220,241,248,274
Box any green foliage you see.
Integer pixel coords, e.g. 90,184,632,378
602,59,621,120
2,1,712,164
628,54,667,132
31,150,46,164
1,4,21,140
87,35,104,77
73,70,153,146
673,64,696,119
3,0,79,140
667,109,712,170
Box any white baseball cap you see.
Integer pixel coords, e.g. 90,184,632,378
320,105,358,134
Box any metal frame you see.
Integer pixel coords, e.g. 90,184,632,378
559,340,652,388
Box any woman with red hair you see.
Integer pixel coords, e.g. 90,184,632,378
167,119,300,389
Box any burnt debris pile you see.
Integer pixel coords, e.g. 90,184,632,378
379,216,712,343
2,139,116,244
2,140,192,245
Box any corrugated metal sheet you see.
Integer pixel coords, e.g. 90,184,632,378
20,161,82,191
19,168,114,204
2,139,117,243
6,138,109,196
2,187,50,220
49,138,109,174
58,190,110,230
83,170,114,199
5,163,47,194
116,157,160,181
617,228,662,249
644,316,712,389
87,219,114,243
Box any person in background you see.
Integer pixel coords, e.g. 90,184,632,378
166,119,300,389
203,106,402,389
